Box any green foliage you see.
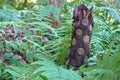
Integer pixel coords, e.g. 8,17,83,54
0,7,23,22
81,53,120,80
0,0,120,80
32,58,82,80
0,58,82,80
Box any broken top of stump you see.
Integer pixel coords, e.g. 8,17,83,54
73,4,93,27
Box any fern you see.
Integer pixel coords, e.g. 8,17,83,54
1,58,83,80
81,53,120,80
0,6,23,22
95,6,120,22
32,58,83,80
0,0,120,80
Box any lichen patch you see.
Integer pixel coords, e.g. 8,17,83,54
84,35,89,43
82,18,89,26
76,29,82,36
89,24,92,31
72,38,76,45
78,48,85,55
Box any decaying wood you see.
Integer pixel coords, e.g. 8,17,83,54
66,4,94,70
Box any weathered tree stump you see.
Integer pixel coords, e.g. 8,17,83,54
66,4,94,70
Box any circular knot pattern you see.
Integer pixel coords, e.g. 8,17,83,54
82,18,89,26
76,29,82,36
78,48,85,55
84,35,89,43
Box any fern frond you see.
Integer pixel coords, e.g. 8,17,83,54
32,58,83,80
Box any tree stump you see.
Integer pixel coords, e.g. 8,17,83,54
66,4,94,70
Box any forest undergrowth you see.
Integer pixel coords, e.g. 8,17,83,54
0,0,120,80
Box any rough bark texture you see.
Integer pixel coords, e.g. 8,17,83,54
66,4,94,70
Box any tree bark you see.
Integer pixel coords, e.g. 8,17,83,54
66,4,94,70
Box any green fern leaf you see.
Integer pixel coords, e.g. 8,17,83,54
32,58,83,80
